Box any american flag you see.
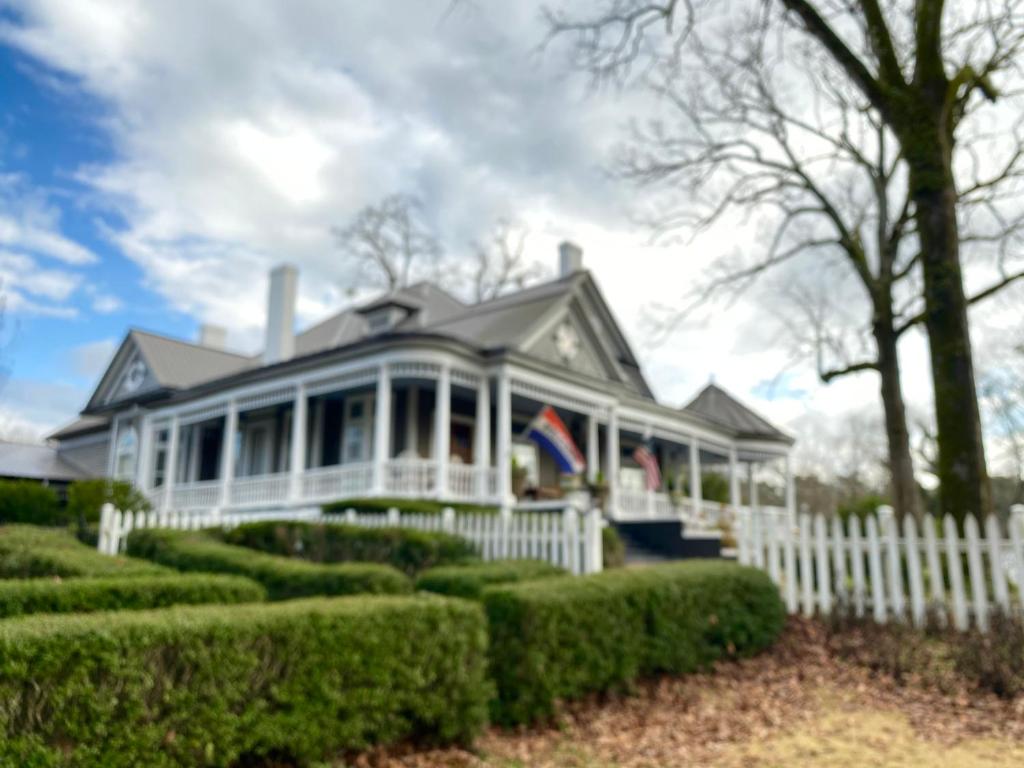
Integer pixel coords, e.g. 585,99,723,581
632,440,662,491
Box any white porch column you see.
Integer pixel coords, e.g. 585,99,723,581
496,369,512,506
728,445,741,510
220,400,238,507
605,406,619,514
373,364,392,494
748,461,759,513
586,413,599,484
106,416,121,478
434,364,451,498
785,452,796,515
689,436,702,517
163,415,180,511
474,375,490,497
289,384,307,502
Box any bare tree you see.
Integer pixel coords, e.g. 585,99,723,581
333,194,442,293
468,219,545,302
547,0,1024,519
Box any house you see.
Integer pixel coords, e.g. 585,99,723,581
49,243,795,530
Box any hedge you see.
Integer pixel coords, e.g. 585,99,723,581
0,574,266,618
0,480,62,526
0,525,168,579
66,479,151,526
415,560,567,600
322,497,498,516
0,595,490,767
483,560,786,724
126,529,411,599
222,520,478,575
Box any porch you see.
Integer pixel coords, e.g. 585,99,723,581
119,353,794,522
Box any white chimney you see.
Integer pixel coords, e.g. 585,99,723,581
199,324,227,350
263,264,298,365
558,241,584,276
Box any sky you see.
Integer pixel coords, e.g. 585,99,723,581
0,0,1019,479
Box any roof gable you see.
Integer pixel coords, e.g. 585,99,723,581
682,383,792,443
86,330,252,411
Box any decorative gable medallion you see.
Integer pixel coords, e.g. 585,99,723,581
123,359,147,393
553,321,580,364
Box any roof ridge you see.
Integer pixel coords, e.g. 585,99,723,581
129,328,251,360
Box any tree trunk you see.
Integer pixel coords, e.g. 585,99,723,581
904,133,992,522
873,315,920,520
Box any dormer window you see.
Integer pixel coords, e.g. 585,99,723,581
358,297,420,335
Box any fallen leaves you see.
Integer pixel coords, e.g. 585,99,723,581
341,617,1024,767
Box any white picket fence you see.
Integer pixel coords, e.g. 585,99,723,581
97,503,604,575
736,504,1024,632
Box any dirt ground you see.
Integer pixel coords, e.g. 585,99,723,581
341,618,1024,768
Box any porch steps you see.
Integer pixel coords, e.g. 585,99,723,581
611,520,722,561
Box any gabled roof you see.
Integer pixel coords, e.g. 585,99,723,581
130,330,255,389
79,270,656,415
0,441,91,482
682,383,793,444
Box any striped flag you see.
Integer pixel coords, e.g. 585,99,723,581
525,405,586,474
632,440,662,491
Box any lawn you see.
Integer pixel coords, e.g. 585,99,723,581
340,618,1024,767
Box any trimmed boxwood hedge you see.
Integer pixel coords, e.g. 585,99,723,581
415,560,567,599
483,560,785,724
126,529,411,599
0,525,168,579
0,480,63,526
222,520,478,575
0,595,490,767
0,573,266,618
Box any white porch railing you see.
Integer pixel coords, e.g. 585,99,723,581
162,459,502,511
384,458,438,496
97,503,604,575
301,463,374,501
229,472,291,507
736,504,1024,633
171,480,222,510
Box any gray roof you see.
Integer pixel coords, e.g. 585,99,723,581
0,441,91,482
131,330,254,389
295,282,465,357
49,415,110,441
79,271,657,415
682,383,793,444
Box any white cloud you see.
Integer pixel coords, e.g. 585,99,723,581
0,174,98,265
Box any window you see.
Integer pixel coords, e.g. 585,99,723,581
151,429,169,488
343,396,371,462
114,425,138,481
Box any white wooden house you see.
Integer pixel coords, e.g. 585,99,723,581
51,243,795,528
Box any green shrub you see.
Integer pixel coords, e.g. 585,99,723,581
0,573,266,618
66,479,151,526
126,529,411,599
321,497,498,516
0,480,62,526
483,560,785,724
222,520,478,576
0,525,168,578
602,525,626,569
0,595,490,767
416,560,566,599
